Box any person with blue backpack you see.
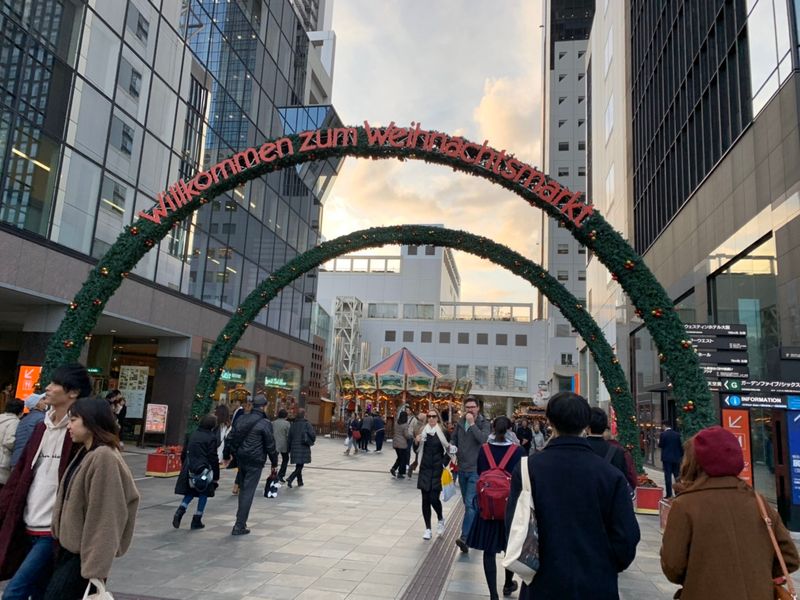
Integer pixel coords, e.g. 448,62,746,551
468,416,524,600
173,414,219,530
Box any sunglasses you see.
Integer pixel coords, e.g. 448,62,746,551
427,414,438,418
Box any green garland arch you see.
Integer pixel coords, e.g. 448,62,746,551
40,124,713,437
194,225,644,470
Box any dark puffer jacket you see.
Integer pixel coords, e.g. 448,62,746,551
175,428,220,497
417,430,450,492
226,410,277,467
288,417,316,465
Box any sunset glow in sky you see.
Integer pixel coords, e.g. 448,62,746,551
326,1,546,304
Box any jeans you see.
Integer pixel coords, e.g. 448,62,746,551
235,462,264,529
278,452,290,479
458,470,479,539
2,534,56,600
663,461,680,497
375,431,385,451
181,494,208,514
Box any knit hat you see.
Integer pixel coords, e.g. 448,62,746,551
24,393,45,410
693,426,744,477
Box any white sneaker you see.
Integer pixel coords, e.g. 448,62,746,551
423,528,432,540
437,519,445,536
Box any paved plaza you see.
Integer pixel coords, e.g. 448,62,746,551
106,437,688,600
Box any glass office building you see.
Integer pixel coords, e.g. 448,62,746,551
0,0,341,439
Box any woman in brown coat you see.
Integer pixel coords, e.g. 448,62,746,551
661,426,799,600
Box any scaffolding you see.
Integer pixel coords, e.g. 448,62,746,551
333,296,364,375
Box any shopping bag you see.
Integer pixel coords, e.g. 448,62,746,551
441,467,454,487
442,482,458,502
502,456,539,584
83,579,114,600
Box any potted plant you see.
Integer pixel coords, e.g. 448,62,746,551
634,473,664,514
145,445,183,477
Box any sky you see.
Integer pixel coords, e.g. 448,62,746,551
325,0,546,304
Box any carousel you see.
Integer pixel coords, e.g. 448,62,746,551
336,347,472,422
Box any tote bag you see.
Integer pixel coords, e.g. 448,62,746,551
441,467,458,502
502,456,540,584
83,579,114,600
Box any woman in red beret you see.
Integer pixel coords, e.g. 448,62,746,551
660,426,799,599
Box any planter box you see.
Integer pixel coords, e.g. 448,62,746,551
634,486,664,514
145,453,181,477
659,498,673,532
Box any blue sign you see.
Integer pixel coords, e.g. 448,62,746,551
787,411,800,506
724,394,742,407
788,395,800,410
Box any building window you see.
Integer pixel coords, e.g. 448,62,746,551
557,270,569,281
403,331,414,342
496,334,508,346
577,50,585,58
558,74,567,82
578,270,586,281
558,96,567,105
558,119,567,128
515,334,527,346
456,365,469,379
561,353,573,365
126,3,150,43
494,366,508,387
558,167,569,177
556,324,571,337
578,246,586,254
368,303,398,318
578,73,585,81
578,96,585,104
557,243,569,255
385,330,396,342
457,332,469,344
578,118,585,127
407,245,418,255
425,245,435,255
475,366,488,386
578,140,586,150
604,95,614,143
477,333,488,345
578,166,586,176
513,367,528,389
439,331,451,344
604,27,613,77
438,364,450,375
404,304,434,319
558,51,567,60
421,331,432,343
558,141,569,151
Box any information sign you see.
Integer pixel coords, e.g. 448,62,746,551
787,411,800,505
685,323,748,337
15,365,41,400
144,404,168,434
723,394,788,410
721,408,753,487
118,365,149,419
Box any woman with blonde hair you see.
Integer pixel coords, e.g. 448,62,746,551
661,426,799,599
415,407,450,540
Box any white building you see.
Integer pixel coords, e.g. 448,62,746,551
316,241,549,412
540,0,594,394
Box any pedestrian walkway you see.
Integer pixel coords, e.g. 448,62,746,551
5,438,797,599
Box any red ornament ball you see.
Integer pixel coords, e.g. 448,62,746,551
130,226,139,236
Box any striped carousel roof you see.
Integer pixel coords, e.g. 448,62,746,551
367,347,442,378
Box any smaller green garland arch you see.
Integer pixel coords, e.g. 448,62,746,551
193,225,644,471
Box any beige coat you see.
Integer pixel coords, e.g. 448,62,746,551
51,445,140,580
661,474,799,600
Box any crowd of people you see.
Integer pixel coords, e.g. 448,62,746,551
1,366,799,599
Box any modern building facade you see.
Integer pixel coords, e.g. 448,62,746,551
587,0,800,520
541,0,595,395
0,0,341,442
316,241,549,414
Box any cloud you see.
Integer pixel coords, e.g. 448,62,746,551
326,1,546,306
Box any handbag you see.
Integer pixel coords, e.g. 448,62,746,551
83,578,114,600
352,429,362,441
441,467,457,502
755,493,797,600
502,456,540,584
188,466,213,493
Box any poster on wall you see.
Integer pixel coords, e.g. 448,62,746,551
118,365,149,419
145,404,168,434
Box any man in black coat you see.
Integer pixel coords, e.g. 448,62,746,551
506,392,640,599
585,408,629,484
224,394,277,535
658,421,683,498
